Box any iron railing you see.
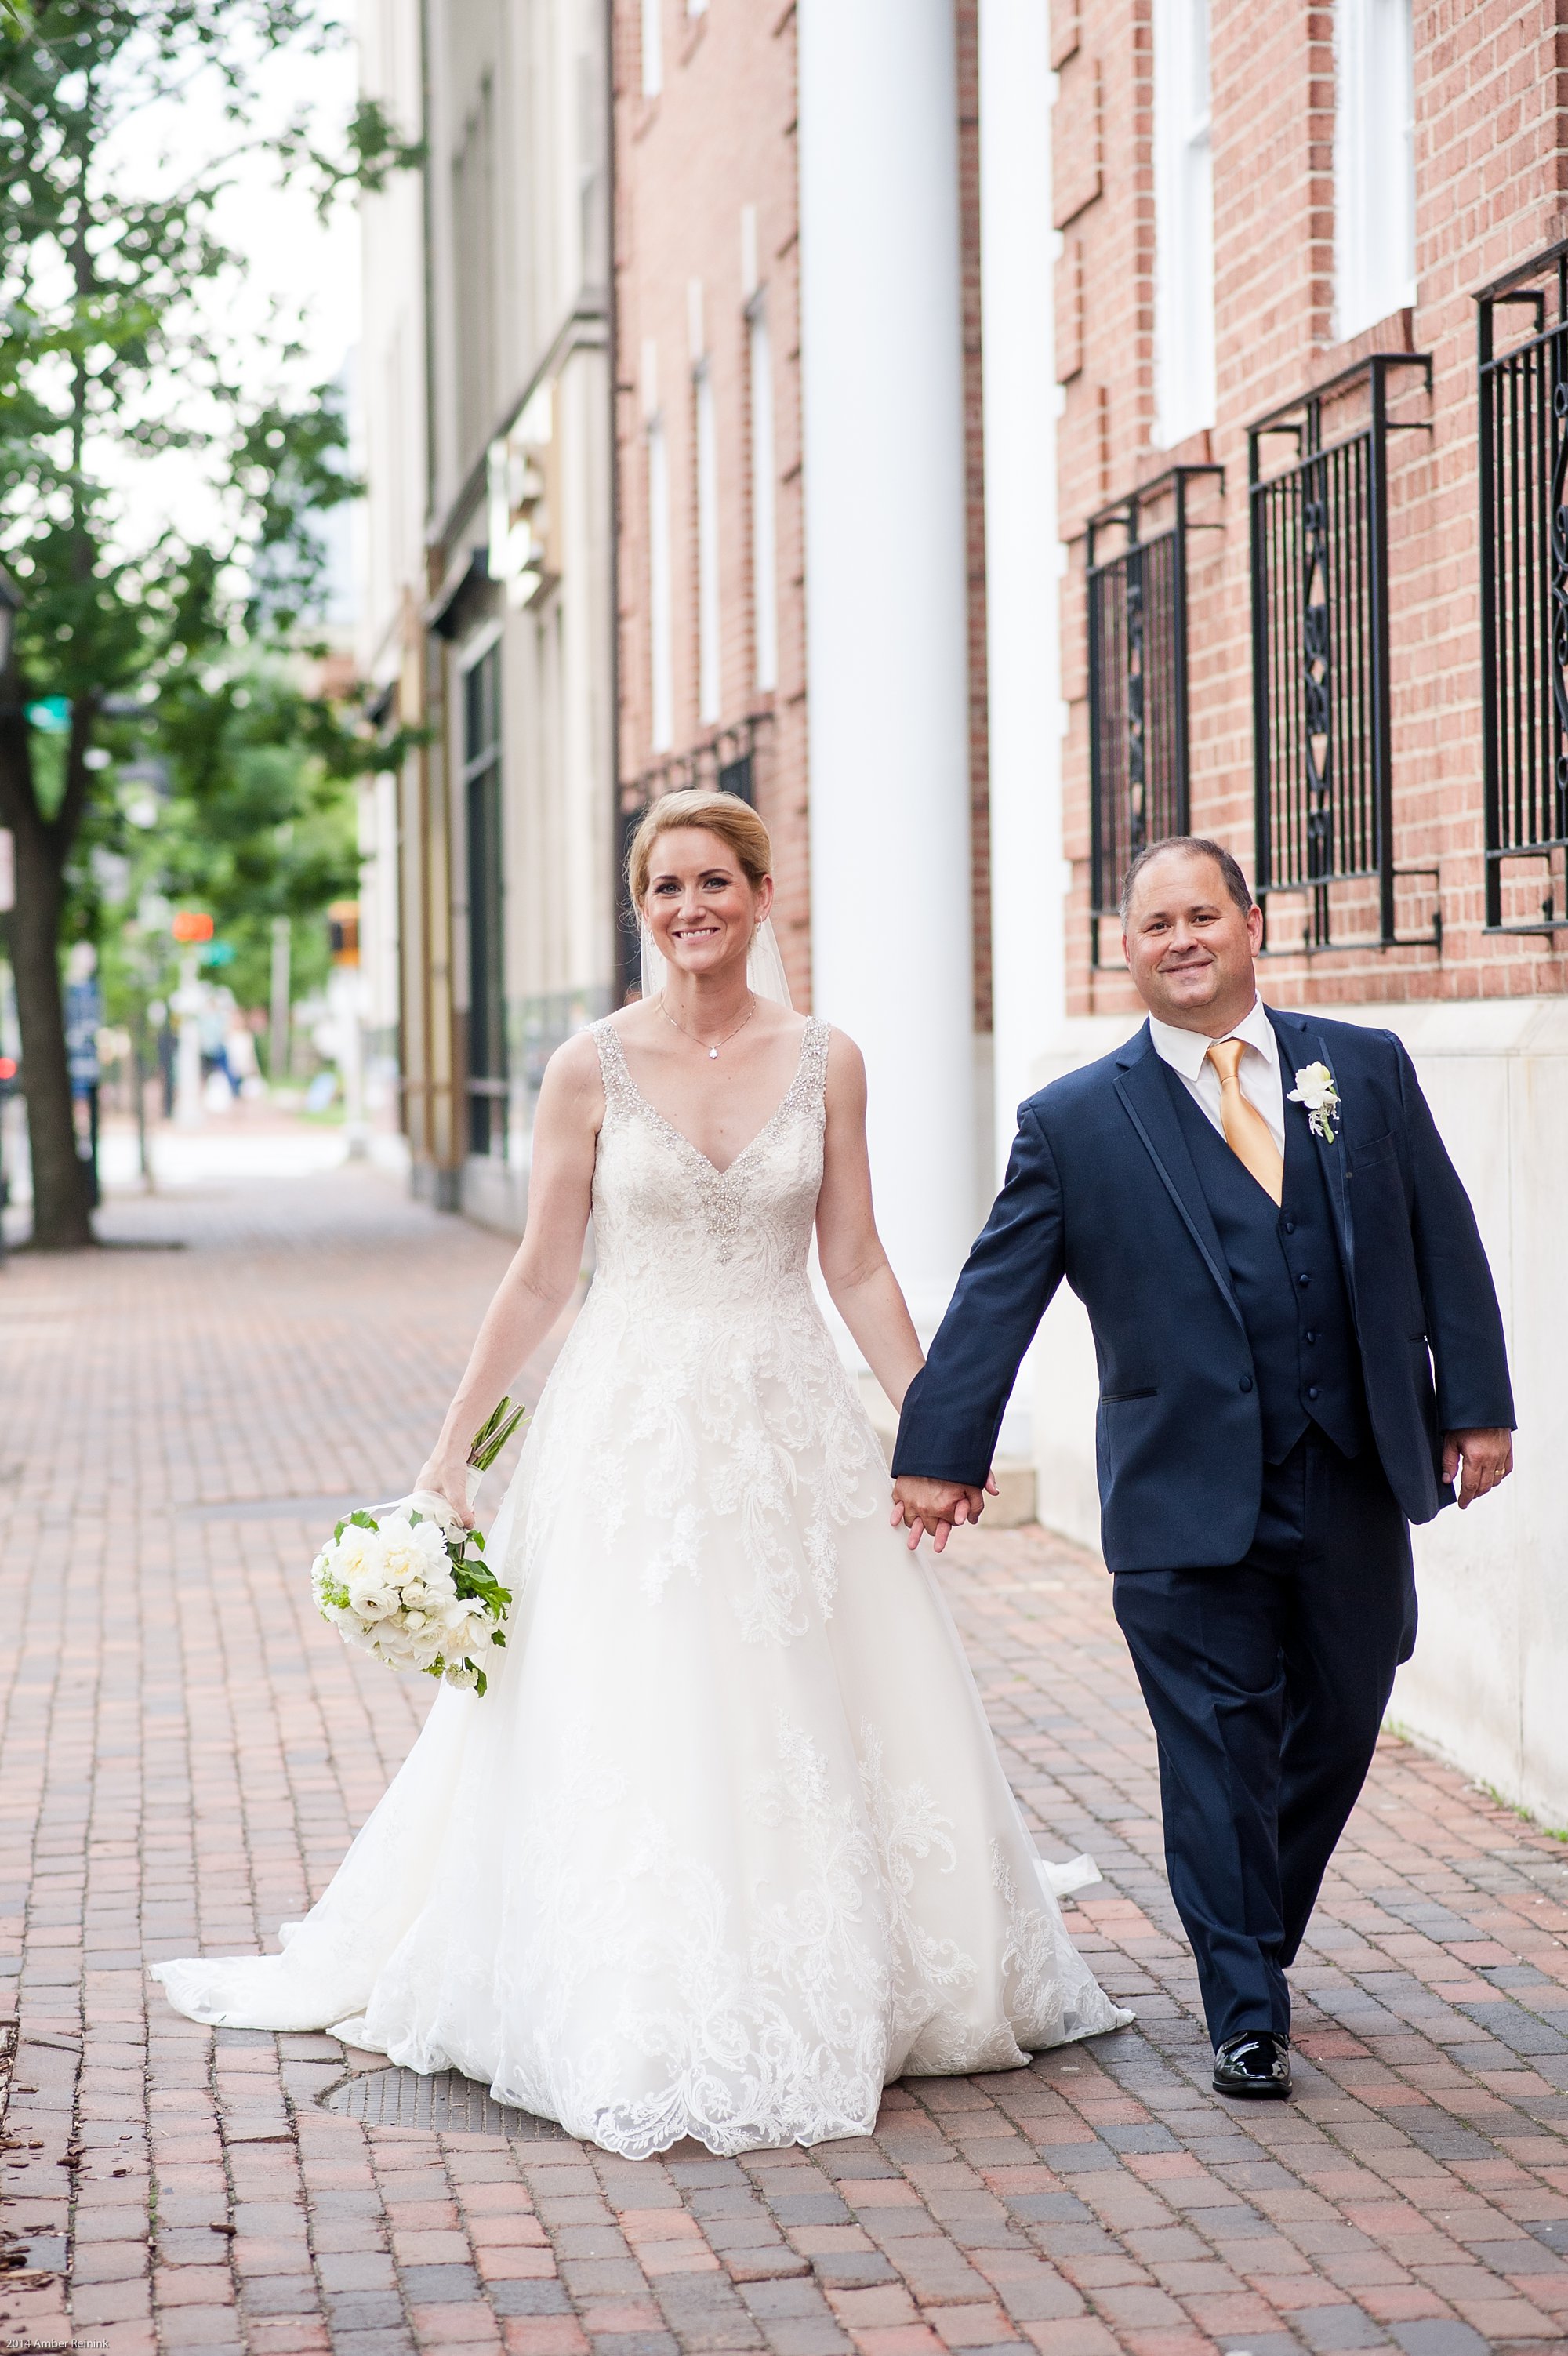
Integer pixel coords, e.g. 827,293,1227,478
1249,354,1436,953
1087,467,1221,960
1478,241,1568,932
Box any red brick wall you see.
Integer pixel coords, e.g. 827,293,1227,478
612,0,811,1004
1056,0,1568,1017
613,0,993,1031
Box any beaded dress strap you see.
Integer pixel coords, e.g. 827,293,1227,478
796,1018,831,1120
591,1018,639,1115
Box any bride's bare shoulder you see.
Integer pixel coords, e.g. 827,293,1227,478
537,1025,611,1116
819,1024,868,1106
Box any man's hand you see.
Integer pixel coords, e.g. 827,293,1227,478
891,1473,994,1553
1442,1428,1514,1509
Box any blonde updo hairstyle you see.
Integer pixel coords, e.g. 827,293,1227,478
626,787,773,911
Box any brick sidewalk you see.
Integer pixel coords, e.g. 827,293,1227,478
2,1161,1566,2356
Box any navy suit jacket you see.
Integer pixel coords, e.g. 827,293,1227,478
892,1008,1515,1573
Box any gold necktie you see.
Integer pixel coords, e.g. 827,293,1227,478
1206,1037,1284,1207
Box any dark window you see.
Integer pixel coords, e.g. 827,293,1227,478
1249,354,1436,953
1478,241,1568,934
1087,467,1220,962
464,645,506,1158
717,750,753,804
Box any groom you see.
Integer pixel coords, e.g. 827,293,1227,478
891,838,1515,2099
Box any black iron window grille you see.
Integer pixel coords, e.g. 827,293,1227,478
1087,466,1221,963
1478,240,1568,934
615,713,771,999
1249,353,1437,953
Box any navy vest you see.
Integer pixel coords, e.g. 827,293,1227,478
1163,1066,1367,1464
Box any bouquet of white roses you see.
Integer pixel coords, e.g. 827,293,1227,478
310,1398,527,1697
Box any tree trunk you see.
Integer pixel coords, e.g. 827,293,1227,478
0,717,92,1249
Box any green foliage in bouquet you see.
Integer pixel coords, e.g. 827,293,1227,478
467,1395,528,1474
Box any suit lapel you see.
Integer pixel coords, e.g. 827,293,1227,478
1113,1029,1246,1331
1269,1007,1355,1287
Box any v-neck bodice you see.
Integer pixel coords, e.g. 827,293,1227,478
588,1015,832,1299
600,1020,818,1178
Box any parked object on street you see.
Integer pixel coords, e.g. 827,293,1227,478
63,943,102,1210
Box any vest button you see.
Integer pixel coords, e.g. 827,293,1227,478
1297,1272,1311,1287
1305,1330,1316,1344
1239,1375,1254,1392
1307,1385,1320,1400
1283,1218,1297,1233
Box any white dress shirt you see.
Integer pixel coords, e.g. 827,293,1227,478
1146,996,1287,1156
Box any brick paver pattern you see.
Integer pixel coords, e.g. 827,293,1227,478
2,1160,1566,2356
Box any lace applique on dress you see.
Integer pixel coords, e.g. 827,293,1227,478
576,1016,877,1644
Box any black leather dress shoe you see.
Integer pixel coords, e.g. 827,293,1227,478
1212,2030,1291,2099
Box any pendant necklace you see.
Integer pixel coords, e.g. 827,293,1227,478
658,990,757,1060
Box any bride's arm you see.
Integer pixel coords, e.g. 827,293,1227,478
815,1029,925,1414
414,1033,602,1522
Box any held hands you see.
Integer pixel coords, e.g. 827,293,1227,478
1442,1427,1514,1510
890,1472,1000,1553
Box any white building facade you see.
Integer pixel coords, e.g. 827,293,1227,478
358,0,616,1223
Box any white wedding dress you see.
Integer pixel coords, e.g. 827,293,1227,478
154,1018,1131,2157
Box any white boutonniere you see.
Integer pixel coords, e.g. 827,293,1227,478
1287,1061,1340,1144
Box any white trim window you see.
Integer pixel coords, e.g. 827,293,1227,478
1152,0,1216,447
641,0,662,98
1334,0,1417,342
648,415,673,751
695,359,721,725
748,292,778,694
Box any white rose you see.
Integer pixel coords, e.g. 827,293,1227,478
331,1525,379,1581
435,1602,480,1658
347,1573,399,1625
375,1618,441,1672
379,1516,452,1588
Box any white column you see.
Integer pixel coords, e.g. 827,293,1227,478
798,0,973,1330
979,0,1066,1184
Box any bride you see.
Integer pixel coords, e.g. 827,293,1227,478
154,787,1130,2157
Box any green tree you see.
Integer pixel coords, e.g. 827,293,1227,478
0,2,416,1245
80,659,383,1052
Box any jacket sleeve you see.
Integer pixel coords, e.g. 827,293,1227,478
891,1101,1068,1488
1393,1038,1516,1432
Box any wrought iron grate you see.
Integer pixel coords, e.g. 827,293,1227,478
320,2066,575,2140
1249,354,1436,953
1087,467,1220,961
1478,240,1568,932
